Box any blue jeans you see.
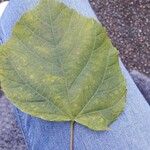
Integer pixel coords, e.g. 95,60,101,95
0,0,150,149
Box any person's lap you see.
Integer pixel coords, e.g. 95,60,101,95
0,0,150,149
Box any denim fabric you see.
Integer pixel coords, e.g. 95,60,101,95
0,0,150,150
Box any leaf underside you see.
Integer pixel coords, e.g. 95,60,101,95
0,0,126,130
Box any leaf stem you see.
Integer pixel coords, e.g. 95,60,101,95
70,121,75,150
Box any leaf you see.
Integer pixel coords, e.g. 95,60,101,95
0,0,126,130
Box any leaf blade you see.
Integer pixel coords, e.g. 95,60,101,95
0,0,126,130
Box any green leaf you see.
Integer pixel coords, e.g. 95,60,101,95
0,0,126,130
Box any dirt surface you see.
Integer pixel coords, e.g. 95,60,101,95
89,0,150,77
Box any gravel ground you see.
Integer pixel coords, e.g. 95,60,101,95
0,0,150,150
0,95,26,150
